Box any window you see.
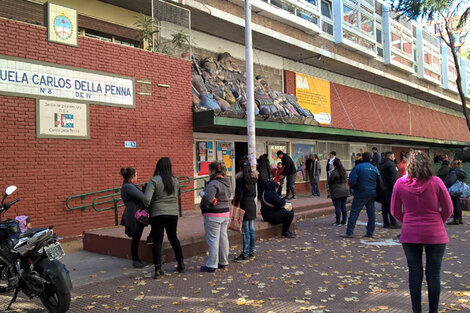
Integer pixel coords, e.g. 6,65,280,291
80,28,137,47
297,8,319,25
272,0,295,14
343,5,358,26
304,0,317,6
321,0,332,18
361,14,373,34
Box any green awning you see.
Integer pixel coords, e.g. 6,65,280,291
193,111,470,147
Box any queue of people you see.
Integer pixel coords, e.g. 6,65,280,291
120,150,465,313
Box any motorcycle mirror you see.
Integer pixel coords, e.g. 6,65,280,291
5,186,17,196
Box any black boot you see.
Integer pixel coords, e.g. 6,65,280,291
176,258,185,273
154,264,165,279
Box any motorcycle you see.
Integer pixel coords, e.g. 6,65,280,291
0,185,72,312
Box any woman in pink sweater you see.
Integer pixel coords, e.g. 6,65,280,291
391,150,453,313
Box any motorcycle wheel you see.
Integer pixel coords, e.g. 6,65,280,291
40,277,71,313
37,260,71,313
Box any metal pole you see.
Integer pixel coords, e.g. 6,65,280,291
245,0,257,170
151,0,155,51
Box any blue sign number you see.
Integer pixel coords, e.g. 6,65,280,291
124,141,136,148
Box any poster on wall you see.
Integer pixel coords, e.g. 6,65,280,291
47,3,78,47
217,142,233,172
291,144,315,182
197,141,215,176
268,143,287,166
295,73,331,124
37,99,89,139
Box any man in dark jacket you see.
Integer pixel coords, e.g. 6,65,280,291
256,154,272,200
277,150,297,200
341,152,380,238
436,160,450,182
306,154,321,196
378,151,400,229
372,147,381,166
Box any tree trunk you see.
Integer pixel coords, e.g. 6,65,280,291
446,22,470,134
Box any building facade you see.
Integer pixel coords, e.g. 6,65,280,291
0,0,469,237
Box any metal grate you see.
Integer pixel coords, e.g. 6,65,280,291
152,0,191,59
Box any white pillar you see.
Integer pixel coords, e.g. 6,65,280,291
245,0,257,170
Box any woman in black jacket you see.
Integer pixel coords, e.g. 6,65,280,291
445,160,468,225
233,158,258,263
327,159,349,226
256,154,272,200
120,167,146,268
261,180,295,238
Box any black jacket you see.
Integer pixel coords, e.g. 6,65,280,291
120,181,146,238
257,155,272,181
436,164,450,182
372,152,381,166
327,169,349,200
444,168,468,188
378,158,399,190
282,154,296,176
260,180,286,214
234,173,257,220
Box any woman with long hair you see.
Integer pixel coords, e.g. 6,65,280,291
327,158,349,226
119,167,146,268
199,161,231,272
391,150,453,313
233,158,258,263
445,159,467,225
144,157,184,279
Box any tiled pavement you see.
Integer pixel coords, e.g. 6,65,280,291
1,211,469,313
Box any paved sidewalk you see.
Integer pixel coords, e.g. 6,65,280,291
1,211,469,312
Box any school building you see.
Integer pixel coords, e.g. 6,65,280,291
0,0,469,238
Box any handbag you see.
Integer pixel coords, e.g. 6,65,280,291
461,183,470,198
448,180,464,197
228,205,245,233
135,208,150,225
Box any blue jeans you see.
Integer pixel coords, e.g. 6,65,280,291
203,216,229,269
242,220,255,256
402,243,446,313
286,173,296,197
332,197,347,224
311,181,320,196
346,197,376,236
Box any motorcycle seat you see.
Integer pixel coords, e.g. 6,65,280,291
19,227,47,238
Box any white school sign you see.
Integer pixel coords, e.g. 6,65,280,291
0,56,134,107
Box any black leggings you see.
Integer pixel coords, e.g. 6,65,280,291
131,221,145,261
150,215,183,265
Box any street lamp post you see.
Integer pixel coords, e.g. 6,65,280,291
244,0,257,171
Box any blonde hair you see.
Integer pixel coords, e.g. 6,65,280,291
451,160,463,169
406,150,433,180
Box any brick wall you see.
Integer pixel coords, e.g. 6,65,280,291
283,72,470,142
0,18,193,238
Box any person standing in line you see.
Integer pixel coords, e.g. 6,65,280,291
436,160,450,183
326,151,336,177
354,153,363,167
272,162,284,196
261,180,295,238
307,154,321,197
397,153,408,177
371,147,381,166
391,150,453,313
144,158,184,279
444,160,468,225
277,150,297,200
341,152,380,238
256,154,272,201
378,151,400,229
199,161,232,272
327,159,349,226
233,158,258,263
120,167,147,269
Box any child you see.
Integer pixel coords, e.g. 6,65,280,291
272,162,284,195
